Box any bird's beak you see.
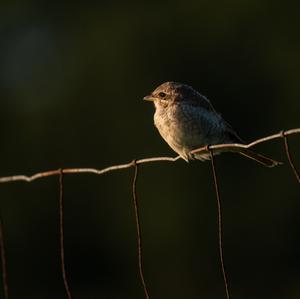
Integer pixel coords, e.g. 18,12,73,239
143,95,157,102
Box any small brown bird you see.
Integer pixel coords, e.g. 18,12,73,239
144,82,280,167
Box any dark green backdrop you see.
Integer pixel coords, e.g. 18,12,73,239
0,1,299,298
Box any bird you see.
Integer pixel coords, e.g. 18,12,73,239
143,81,281,167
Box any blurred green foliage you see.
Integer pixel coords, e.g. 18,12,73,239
0,1,299,298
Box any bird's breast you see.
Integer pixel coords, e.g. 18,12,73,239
154,103,219,159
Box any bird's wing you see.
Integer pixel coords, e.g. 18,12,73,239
223,120,244,143
185,93,216,112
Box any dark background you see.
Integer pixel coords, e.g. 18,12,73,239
0,1,299,298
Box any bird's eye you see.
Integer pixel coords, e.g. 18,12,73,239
159,92,166,98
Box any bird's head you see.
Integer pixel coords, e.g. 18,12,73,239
143,81,211,109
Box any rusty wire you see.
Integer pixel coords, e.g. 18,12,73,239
0,215,8,299
132,162,150,299
0,128,299,298
59,170,72,299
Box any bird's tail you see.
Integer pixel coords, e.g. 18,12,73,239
238,148,282,167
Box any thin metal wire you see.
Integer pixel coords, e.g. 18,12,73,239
208,148,230,299
0,127,299,184
0,215,8,299
0,157,180,183
59,169,72,299
132,162,150,299
282,133,300,184
0,127,298,299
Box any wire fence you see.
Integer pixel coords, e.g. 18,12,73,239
0,128,299,299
